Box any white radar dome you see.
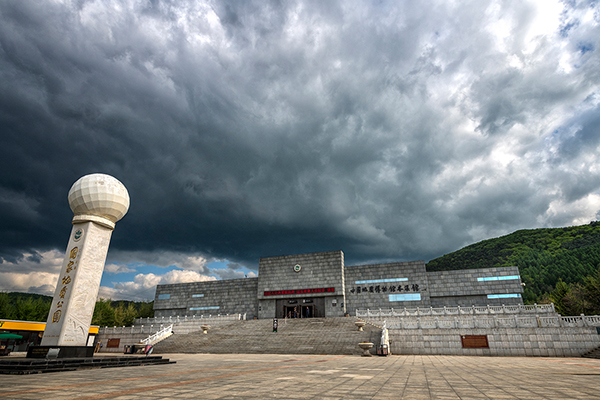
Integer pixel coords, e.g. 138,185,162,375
68,174,130,223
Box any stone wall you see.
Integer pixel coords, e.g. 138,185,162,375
388,326,600,357
97,319,600,357
427,267,523,307
344,261,430,314
258,299,276,319
96,333,147,353
154,278,258,318
257,250,346,318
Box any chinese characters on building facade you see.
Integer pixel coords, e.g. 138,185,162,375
349,283,421,294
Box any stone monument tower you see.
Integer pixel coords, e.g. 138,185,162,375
40,173,129,353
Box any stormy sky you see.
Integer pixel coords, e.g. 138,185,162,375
1,0,599,301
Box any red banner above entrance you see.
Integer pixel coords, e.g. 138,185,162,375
264,287,335,296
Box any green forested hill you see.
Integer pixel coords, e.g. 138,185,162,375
426,221,600,304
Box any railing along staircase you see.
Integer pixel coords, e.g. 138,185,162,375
141,324,174,346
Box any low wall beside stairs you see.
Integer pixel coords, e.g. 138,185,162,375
387,326,600,357
98,315,600,357
359,314,600,357
97,316,235,353
96,333,149,354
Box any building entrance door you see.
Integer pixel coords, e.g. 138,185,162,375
284,306,296,318
301,305,313,318
277,297,324,318
284,305,314,318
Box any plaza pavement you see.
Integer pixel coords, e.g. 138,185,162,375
0,354,599,399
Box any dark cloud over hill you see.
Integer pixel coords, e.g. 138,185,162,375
1,0,599,299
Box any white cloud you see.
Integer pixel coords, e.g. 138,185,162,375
0,249,63,275
0,271,58,295
107,251,210,273
99,269,217,301
0,249,216,301
0,250,63,294
542,193,600,227
104,263,136,274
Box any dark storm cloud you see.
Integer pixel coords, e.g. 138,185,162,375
555,105,600,161
1,0,600,285
226,262,242,270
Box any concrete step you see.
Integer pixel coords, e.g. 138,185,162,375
173,318,242,334
582,346,600,359
153,317,381,355
0,356,174,375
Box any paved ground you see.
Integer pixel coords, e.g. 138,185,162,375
0,354,599,399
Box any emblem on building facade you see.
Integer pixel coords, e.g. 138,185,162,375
293,264,301,272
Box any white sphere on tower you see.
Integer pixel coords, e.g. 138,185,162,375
68,174,130,228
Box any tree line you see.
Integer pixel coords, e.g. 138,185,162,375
0,293,51,322
549,267,600,315
92,299,154,327
0,292,154,327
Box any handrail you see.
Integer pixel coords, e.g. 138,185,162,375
141,324,174,345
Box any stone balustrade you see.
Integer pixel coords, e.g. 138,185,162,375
134,313,246,325
370,314,600,330
99,324,169,335
100,314,243,334
356,303,555,318
99,314,240,337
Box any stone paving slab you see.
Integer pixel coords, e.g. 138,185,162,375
0,354,599,399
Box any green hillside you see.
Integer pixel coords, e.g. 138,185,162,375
426,221,600,304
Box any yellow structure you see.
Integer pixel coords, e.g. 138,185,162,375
0,319,98,352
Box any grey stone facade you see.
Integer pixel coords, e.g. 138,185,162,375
344,261,431,313
256,251,345,318
427,267,523,307
154,278,258,318
153,250,524,318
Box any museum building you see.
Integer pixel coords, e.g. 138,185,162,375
153,250,524,319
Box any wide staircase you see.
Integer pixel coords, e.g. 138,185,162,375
153,317,381,355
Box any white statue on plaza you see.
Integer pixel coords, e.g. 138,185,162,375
41,173,129,348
